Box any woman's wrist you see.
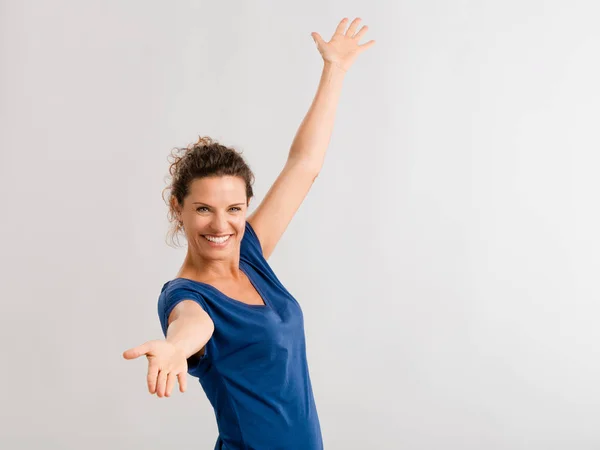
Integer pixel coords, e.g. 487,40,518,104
322,59,348,75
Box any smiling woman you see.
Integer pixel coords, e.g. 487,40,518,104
162,136,255,249
122,16,375,450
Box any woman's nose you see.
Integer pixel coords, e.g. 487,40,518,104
211,212,228,231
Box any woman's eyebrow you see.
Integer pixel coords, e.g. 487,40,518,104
192,202,246,207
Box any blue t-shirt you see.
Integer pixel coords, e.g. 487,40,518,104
157,221,323,450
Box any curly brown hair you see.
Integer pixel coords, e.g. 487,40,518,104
162,136,255,248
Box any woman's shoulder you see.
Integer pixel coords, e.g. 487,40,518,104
159,277,210,302
163,276,210,292
240,220,267,263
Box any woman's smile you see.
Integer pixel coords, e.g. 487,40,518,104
202,234,233,247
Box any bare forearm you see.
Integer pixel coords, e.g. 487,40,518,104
288,61,346,170
166,316,213,359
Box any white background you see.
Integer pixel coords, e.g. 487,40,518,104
1,0,599,449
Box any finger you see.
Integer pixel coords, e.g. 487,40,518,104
165,372,177,397
353,25,369,41
358,40,376,51
332,18,349,39
147,363,159,394
311,32,324,47
346,17,362,37
156,369,168,398
178,372,187,393
122,342,150,360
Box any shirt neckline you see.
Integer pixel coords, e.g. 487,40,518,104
173,260,270,309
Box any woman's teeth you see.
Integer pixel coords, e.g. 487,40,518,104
203,235,231,244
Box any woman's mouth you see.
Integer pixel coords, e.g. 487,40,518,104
202,234,232,247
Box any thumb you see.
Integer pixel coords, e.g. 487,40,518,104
122,342,151,360
311,32,324,47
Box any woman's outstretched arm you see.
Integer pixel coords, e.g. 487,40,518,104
288,17,376,168
247,17,375,259
286,58,346,170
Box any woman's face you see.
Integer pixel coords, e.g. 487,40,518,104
178,176,248,259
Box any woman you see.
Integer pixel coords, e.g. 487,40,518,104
123,17,375,450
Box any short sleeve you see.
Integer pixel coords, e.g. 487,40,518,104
158,282,209,336
240,220,264,261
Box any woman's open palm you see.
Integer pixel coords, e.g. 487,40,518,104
123,340,188,397
312,17,376,72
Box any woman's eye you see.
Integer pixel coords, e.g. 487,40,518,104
196,206,240,212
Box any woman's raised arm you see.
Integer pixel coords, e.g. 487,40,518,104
247,17,375,259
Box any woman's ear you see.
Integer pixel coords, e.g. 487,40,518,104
171,196,182,220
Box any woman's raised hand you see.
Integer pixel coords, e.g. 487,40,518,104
123,340,189,397
311,17,376,72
